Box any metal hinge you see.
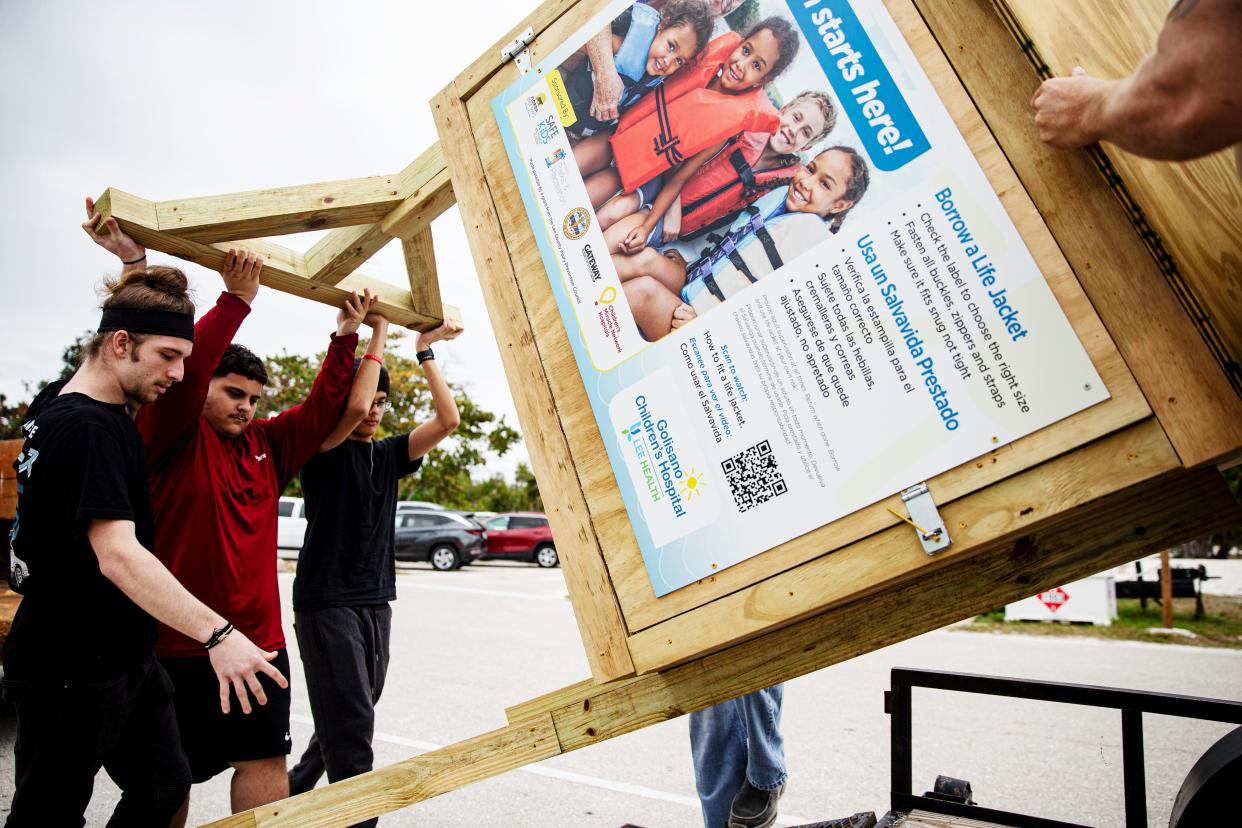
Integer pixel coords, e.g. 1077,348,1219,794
897,482,951,555
501,26,535,76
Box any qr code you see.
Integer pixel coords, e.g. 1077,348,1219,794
722,440,787,513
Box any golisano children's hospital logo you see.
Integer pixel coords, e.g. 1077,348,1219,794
563,207,591,240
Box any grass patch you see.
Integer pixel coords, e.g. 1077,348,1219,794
959,595,1242,648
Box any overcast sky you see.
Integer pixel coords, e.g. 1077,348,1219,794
0,0,543,474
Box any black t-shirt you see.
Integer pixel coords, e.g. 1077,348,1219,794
4,382,158,681
293,434,421,611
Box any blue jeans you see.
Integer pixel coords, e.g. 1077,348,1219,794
689,684,787,828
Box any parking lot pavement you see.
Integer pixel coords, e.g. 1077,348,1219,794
46,561,1242,826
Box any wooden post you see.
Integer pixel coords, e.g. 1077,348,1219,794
1160,548,1174,628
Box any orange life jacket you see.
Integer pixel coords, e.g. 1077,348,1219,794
680,132,802,238
609,32,780,194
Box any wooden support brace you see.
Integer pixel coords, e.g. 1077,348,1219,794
304,223,390,286
153,174,404,244
401,229,444,327
200,717,560,828
93,188,457,331
433,81,637,682
303,167,454,287
150,143,449,244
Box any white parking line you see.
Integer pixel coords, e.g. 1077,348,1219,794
289,714,815,825
393,580,567,602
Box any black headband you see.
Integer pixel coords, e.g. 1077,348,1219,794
98,307,195,342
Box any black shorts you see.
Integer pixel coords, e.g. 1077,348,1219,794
159,648,293,783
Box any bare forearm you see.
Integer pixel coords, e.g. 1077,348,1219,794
1091,58,1209,159
348,324,387,412
585,28,616,75
1095,1,1242,158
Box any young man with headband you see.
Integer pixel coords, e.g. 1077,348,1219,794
81,218,370,820
1,201,285,827
287,314,461,815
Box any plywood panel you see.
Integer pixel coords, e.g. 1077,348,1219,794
1002,0,1242,391
913,0,1242,469
461,0,1149,636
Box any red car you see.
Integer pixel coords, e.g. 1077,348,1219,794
480,512,558,568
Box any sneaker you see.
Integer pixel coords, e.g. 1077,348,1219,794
727,780,786,828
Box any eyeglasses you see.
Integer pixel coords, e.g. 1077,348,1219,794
369,400,390,411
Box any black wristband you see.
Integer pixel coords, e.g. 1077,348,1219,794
416,348,435,365
122,254,147,265
204,622,234,650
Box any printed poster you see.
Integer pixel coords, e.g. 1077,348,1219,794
492,0,1108,597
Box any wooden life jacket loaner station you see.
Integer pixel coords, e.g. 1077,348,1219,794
80,0,1242,825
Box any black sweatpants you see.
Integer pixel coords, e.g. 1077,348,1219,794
288,604,391,828
2,655,191,828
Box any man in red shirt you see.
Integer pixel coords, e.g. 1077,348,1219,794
129,245,372,823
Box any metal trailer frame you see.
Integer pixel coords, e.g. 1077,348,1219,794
885,668,1242,827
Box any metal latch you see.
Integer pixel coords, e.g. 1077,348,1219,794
890,482,951,555
501,26,535,76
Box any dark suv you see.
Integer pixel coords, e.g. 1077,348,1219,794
394,510,485,571
480,512,558,567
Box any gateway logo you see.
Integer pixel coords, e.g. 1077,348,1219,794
582,244,602,282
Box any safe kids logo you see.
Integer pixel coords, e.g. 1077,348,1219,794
523,91,547,117
563,207,591,240
534,114,559,145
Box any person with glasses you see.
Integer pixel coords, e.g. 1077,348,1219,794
287,314,461,819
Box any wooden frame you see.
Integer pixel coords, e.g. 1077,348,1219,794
93,144,457,331
67,0,1242,824
431,0,1242,688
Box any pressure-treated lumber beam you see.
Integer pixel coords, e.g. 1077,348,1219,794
401,229,443,325
93,188,455,331
200,716,560,828
149,143,449,244
433,81,636,682
304,223,389,286
153,174,404,244
303,166,454,287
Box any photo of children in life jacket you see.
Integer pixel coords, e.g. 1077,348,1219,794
556,0,875,342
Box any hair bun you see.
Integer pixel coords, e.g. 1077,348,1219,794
114,265,189,298
100,264,195,315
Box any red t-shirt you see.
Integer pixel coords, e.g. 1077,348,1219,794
136,292,358,656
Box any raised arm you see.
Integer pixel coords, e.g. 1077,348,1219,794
407,321,463,461
89,519,287,715
318,314,389,453
1031,0,1242,159
619,142,722,254
265,290,372,484
83,197,148,275
133,250,261,461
